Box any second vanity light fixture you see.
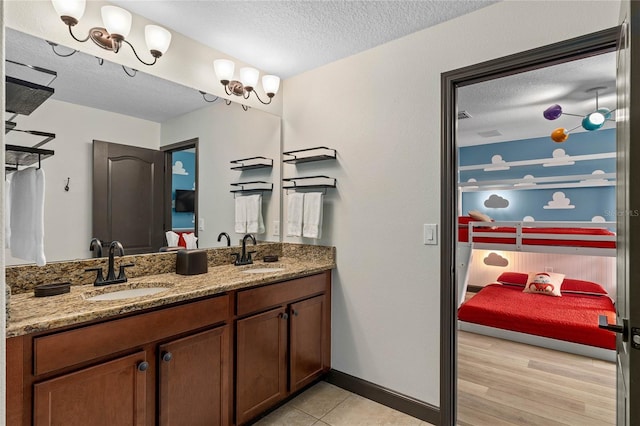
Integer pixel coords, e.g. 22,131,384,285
50,0,172,66
214,59,280,105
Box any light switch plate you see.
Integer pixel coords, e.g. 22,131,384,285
273,221,280,236
198,218,205,231
423,224,438,245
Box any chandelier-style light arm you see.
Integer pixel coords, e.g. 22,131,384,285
250,90,274,105
47,40,78,57
121,39,158,66
67,23,91,43
199,91,219,103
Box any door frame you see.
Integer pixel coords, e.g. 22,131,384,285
162,138,199,238
439,27,619,425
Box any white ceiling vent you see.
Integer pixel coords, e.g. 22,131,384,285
478,129,503,138
458,110,472,120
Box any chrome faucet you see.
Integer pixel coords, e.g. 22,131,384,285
85,240,134,286
217,232,231,247
233,234,256,266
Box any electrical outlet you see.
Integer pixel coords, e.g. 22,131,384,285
273,221,280,236
198,218,205,231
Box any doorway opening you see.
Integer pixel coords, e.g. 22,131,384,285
440,27,619,425
162,138,199,248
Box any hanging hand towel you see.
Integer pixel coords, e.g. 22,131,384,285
303,192,324,239
183,232,198,249
246,194,265,234
165,230,179,246
5,176,11,249
10,167,47,266
287,192,304,237
235,196,248,234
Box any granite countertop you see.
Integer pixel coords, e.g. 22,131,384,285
7,257,334,338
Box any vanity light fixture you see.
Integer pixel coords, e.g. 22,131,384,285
543,87,615,143
50,0,172,66
213,59,280,105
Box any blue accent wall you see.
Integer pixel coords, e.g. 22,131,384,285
460,129,615,223
171,151,196,230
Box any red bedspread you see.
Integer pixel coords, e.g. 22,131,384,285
458,284,616,349
458,225,615,249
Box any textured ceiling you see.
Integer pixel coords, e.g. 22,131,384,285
457,52,617,146
110,0,499,78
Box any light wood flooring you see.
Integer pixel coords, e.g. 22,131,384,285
458,292,616,425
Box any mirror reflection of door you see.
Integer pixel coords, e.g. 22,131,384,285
163,139,199,249
451,40,620,425
92,140,165,255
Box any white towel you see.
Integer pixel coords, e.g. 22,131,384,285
183,232,198,249
287,193,304,237
5,176,11,249
10,168,46,266
235,196,247,234
246,194,265,234
303,192,323,239
165,230,179,246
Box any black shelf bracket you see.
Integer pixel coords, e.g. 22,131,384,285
283,146,336,164
230,156,273,171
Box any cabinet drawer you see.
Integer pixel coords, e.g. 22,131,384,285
236,272,328,317
34,295,229,376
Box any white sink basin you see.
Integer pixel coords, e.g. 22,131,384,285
242,267,285,274
85,287,169,301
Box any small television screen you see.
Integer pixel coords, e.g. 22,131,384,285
175,189,195,213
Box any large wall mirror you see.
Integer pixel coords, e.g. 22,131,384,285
4,28,282,264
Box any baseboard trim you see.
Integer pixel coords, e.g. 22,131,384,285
326,369,440,425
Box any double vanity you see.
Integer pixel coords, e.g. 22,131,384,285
6,242,335,426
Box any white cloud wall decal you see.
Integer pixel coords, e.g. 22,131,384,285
543,191,575,209
172,160,189,175
592,216,606,223
484,194,509,208
514,174,536,187
580,170,609,185
523,216,535,222
483,154,510,171
543,148,575,167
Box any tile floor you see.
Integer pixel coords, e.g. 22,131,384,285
253,381,434,426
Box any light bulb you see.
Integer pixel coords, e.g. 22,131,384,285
262,75,280,96
145,25,172,57
51,0,86,24
101,5,132,40
214,59,235,83
582,112,605,131
240,67,260,90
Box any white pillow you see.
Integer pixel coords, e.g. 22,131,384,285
523,272,565,297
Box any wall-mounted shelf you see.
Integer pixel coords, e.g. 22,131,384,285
283,176,337,193
283,147,336,164
459,172,616,192
5,144,54,172
230,156,273,171
230,181,273,194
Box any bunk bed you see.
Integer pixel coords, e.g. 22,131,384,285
458,272,617,361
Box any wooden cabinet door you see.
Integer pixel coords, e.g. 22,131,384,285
290,295,327,392
158,326,230,426
33,351,148,426
236,307,288,425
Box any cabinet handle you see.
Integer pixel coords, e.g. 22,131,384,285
162,351,173,362
281,312,289,320
292,310,299,317
137,361,149,372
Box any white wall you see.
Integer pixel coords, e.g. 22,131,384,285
282,1,620,405
161,102,281,248
5,99,160,264
1,0,7,420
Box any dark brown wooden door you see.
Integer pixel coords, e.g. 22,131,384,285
33,351,148,426
236,307,288,425
158,326,230,426
290,295,326,392
93,140,164,254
